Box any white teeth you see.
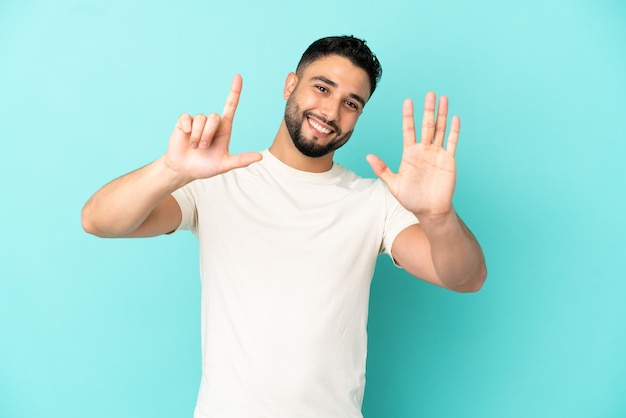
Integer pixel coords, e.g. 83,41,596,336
309,119,331,134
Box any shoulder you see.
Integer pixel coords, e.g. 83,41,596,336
332,162,383,192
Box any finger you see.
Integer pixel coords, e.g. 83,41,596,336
366,154,397,188
175,113,193,135
420,91,436,144
402,99,417,148
221,152,264,172
446,115,461,156
433,95,448,147
190,114,207,149
221,74,242,125
214,74,243,147
199,113,221,149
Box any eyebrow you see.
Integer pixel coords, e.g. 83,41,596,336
309,76,367,108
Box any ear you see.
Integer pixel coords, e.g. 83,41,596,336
283,72,298,100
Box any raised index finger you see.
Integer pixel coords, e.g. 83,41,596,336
402,98,417,148
221,74,243,124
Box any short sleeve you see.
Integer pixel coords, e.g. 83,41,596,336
171,183,199,233
380,185,419,260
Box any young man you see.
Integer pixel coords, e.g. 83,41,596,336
82,36,486,417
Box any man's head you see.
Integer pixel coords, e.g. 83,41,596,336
296,35,382,99
281,36,382,159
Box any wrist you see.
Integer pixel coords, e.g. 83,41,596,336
414,209,458,233
155,155,195,190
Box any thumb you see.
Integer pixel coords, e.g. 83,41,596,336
220,152,264,173
366,154,396,187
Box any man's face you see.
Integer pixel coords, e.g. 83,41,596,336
283,55,371,158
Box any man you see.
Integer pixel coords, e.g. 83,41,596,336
82,36,486,417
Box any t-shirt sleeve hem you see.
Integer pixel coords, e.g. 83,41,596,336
171,186,197,232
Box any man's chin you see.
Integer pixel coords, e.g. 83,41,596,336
293,139,333,158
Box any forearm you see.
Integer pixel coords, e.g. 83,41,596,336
81,156,188,237
418,209,487,292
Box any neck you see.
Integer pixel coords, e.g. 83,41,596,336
268,120,335,173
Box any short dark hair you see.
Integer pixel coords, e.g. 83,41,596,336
296,35,382,98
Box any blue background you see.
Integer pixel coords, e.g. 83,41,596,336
1,0,625,417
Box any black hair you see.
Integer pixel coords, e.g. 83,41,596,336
296,35,382,98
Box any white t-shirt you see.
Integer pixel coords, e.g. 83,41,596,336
172,149,418,418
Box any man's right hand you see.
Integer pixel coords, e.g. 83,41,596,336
82,75,262,238
164,74,263,182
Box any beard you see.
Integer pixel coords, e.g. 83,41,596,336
284,98,354,158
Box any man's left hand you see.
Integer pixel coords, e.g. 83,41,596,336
367,92,459,219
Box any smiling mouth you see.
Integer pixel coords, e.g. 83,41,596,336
307,117,334,136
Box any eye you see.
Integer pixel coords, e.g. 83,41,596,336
315,85,329,94
345,100,359,111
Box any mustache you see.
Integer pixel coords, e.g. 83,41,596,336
303,111,341,135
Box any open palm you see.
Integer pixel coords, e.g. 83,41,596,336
367,92,459,217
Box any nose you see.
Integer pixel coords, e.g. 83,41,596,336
320,97,341,122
